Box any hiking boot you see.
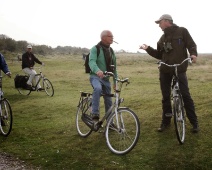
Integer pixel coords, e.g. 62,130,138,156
91,114,99,122
191,124,199,133
158,123,170,132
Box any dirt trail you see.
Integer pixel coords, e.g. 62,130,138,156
0,152,39,170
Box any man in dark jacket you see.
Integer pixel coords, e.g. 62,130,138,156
22,45,44,90
139,14,199,133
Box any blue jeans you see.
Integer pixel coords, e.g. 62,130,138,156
90,75,112,116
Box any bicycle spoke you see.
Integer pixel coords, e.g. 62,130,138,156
43,79,54,97
0,99,12,136
174,96,185,144
105,108,140,155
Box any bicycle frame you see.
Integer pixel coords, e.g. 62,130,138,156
79,72,129,131
159,58,192,102
31,67,45,90
158,57,191,144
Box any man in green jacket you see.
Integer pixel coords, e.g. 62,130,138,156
89,30,117,121
139,14,199,133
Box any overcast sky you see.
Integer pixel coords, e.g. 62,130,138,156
1,0,211,53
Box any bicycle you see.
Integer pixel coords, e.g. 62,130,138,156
0,71,12,136
158,57,192,144
76,72,140,155
15,67,54,97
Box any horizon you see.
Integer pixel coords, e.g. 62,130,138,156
1,0,212,53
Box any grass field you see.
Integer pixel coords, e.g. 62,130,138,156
0,53,212,169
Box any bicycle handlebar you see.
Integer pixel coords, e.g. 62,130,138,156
104,71,130,84
158,57,192,68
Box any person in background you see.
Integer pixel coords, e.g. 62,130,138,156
0,53,11,78
0,53,11,126
22,45,44,91
89,30,117,122
139,14,199,133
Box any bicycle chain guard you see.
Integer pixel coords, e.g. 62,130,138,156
81,114,102,132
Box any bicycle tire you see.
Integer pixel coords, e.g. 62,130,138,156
105,108,140,155
0,98,13,136
173,94,185,144
43,78,54,97
76,97,92,137
17,87,31,95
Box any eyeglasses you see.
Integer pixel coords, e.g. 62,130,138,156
107,35,113,38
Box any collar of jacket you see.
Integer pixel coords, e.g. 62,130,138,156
164,24,179,35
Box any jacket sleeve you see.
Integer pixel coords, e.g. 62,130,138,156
146,36,164,60
0,54,10,74
33,54,42,65
182,28,197,56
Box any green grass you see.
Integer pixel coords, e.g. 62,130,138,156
0,53,212,169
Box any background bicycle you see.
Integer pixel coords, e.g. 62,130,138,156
14,66,54,97
0,71,12,136
158,57,192,144
76,72,140,155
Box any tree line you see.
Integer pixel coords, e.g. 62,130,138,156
0,34,90,56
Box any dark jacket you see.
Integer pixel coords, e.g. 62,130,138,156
0,53,10,74
146,25,197,73
22,52,42,69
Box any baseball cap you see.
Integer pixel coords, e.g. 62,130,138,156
27,44,32,49
155,14,173,24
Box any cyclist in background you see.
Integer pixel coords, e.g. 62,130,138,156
139,14,199,133
22,45,44,91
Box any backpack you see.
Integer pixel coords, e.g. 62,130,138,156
84,45,100,73
83,45,114,73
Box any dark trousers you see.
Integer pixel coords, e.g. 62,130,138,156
159,72,198,126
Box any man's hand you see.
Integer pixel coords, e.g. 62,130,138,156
6,72,11,78
139,44,149,50
190,55,197,63
96,70,104,78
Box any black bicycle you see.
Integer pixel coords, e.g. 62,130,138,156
0,72,12,136
76,72,140,155
15,67,54,97
158,57,192,144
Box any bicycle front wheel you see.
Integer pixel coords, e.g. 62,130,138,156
173,95,185,144
0,99,13,136
43,78,54,97
76,97,92,137
105,108,140,155
17,87,31,95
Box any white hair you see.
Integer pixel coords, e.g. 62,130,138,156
100,30,111,39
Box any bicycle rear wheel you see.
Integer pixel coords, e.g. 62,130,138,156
0,98,12,136
105,108,140,155
43,78,54,97
173,95,185,144
17,87,31,95
76,97,92,137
